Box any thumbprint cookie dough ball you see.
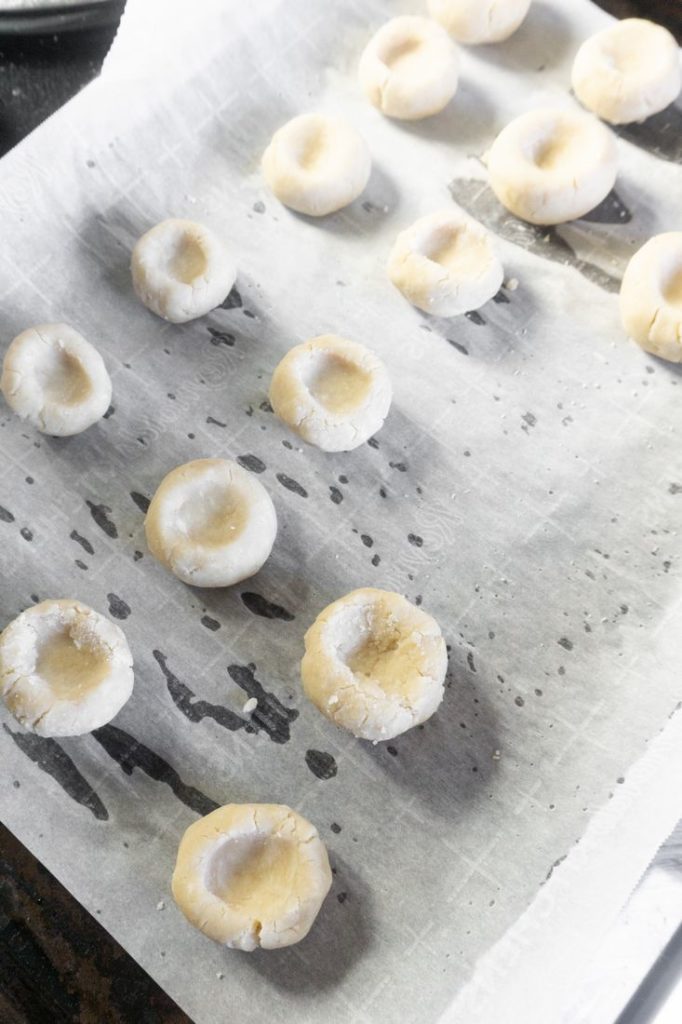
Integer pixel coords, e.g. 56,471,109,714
131,219,236,323
262,113,371,216
358,16,459,120
487,107,618,225
572,19,681,126
428,0,532,44
620,233,682,363
269,335,392,452
145,458,277,588
388,209,503,316
1,323,111,436
301,588,447,742
172,803,332,950
0,599,134,737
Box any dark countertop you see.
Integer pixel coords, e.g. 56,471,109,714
1,2,680,1022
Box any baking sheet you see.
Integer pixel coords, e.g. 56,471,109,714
1,1,682,1022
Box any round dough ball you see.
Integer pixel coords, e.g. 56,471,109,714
572,19,681,126
145,458,277,588
301,588,447,742
388,209,503,316
1,323,112,436
0,599,134,737
131,219,236,323
269,334,392,452
620,232,682,362
358,16,459,120
428,0,532,44
262,113,371,217
172,803,332,950
486,107,618,225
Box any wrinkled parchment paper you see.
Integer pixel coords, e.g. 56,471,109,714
1,2,682,1022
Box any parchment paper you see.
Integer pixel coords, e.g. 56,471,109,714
1,2,682,1022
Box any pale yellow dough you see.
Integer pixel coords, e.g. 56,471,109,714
172,803,332,950
359,16,459,120
145,458,277,588
620,232,682,362
572,19,681,126
301,588,447,742
0,599,134,737
1,323,111,436
388,208,503,316
262,113,371,217
131,219,236,323
269,335,392,452
486,106,618,225
428,0,532,44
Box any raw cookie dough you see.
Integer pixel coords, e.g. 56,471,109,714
131,219,236,323
1,323,112,436
269,334,392,452
387,208,503,316
145,458,277,587
358,16,459,120
301,588,447,742
262,113,371,216
0,599,134,737
572,19,681,125
428,0,532,44
172,803,332,950
486,107,618,225
620,232,682,362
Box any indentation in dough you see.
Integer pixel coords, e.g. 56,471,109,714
1,323,111,437
206,832,298,917
572,19,680,126
335,603,414,699
172,803,331,950
269,335,391,452
359,16,459,121
421,222,490,277
388,209,503,316
487,108,618,225
662,262,682,308
297,122,328,171
177,484,246,547
131,219,236,323
301,350,372,414
301,588,447,741
262,114,371,216
164,230,208,284
0,599,133,737
603,36,646,75
36,346,91,406
529,131,580,171
381,35,422,68
145,459,277,588
35,625,109,700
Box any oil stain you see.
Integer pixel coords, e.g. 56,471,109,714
107,593,131,620
237,454,266,474
4,724,108,820
85,500,118,539
305,749,338,780
130,491,150,514
276,473,308,498
92,725,218,817
449,178,624,293
153,651,298,744
70,530,94,555
240,592,295,621
227,664,299,744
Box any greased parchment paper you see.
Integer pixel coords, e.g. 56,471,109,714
1,2,682,1022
